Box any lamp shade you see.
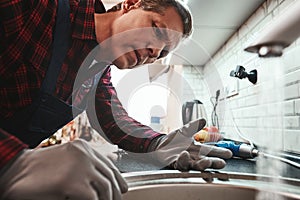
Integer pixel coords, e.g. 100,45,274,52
244,1,300,57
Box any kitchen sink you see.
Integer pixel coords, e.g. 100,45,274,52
122,170,300,200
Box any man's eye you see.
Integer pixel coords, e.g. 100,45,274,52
152,22,163,38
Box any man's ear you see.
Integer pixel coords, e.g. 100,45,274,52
122,0,142,13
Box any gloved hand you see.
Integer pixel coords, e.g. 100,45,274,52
0,139,128,200
148,118,233,171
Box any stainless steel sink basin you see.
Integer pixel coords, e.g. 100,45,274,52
122,170,300,200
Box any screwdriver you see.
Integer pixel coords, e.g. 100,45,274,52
215,140,259,159
193,128,259,159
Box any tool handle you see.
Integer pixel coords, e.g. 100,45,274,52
215,141,240,157
215,141,258,159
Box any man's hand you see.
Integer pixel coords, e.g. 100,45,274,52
148,119,232,171
0,139,128,200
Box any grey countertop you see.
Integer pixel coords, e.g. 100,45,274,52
89,141,300,180
114,152,300,180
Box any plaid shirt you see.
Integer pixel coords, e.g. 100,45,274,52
0,0,162,169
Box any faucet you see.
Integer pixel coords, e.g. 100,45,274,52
230,65,257,84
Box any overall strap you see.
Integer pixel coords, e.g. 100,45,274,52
41,0,71,93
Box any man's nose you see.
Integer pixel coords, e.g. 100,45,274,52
148,47,163,59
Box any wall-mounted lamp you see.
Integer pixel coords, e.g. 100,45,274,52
244,0,300,57
230,65,257,84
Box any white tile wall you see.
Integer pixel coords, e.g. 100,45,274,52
295,99,300,115
184,0,300,153
284,129,300,152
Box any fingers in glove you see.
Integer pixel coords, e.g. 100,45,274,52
198,144,233,159
71,140,127,198
190,157,212,171
171,151,191,171
210,157,226,169
90,174,121,200
191,157,226,171
179,118,206,137
91,147,128,194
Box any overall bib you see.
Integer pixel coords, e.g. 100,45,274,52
1,0,84,148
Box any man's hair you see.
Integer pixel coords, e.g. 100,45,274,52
107,0,193,38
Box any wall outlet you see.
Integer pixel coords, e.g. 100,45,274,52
224,80,239,98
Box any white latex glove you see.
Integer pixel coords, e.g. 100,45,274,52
148,119,233,171
0,139,128,200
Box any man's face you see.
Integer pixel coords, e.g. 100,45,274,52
102,5,184,69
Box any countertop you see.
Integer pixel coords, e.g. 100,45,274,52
113,152,300,180
89,141,300,180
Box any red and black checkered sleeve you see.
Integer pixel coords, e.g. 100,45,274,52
87,67,164,153
0,0,30,170
0,129,28,170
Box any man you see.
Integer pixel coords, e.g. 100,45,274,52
0,0,232,199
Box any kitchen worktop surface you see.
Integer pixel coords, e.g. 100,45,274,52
90,141,300,180
114,151,300,180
